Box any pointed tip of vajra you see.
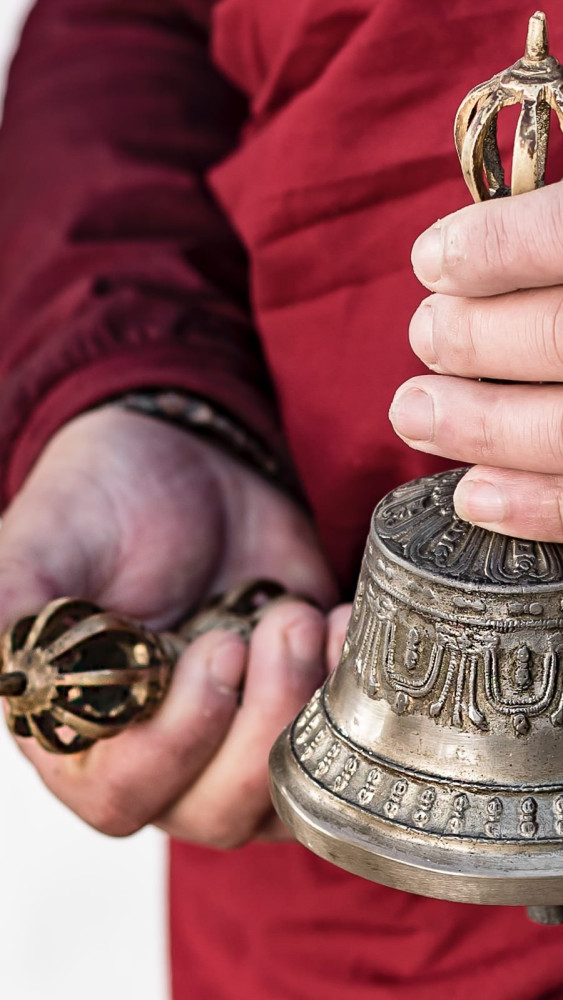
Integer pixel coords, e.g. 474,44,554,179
526,10,549,61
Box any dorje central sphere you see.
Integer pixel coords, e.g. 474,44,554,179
270,470,563,910
269,13,563,923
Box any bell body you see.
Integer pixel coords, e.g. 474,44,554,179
270,469,563,905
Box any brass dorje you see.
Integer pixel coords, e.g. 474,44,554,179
0,582,289,754
269,14,563,924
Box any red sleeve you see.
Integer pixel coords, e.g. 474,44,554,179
0,0,288,506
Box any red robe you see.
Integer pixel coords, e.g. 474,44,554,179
1,1,562,997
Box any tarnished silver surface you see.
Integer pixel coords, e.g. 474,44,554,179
270,470,563,905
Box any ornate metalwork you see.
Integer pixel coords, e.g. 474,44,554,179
0,598,173,754
270,469,563,910
376,468,563,585
455,10,563,200
0,580,291,754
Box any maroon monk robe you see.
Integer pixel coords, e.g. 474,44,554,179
0,1,563,998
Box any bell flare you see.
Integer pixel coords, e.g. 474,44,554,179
269,468,563,906
270,726,563,906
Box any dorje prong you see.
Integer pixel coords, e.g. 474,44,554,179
525,9,549,62
455,11,563,202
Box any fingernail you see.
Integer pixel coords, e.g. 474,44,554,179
409,298,437,366
412,222,442,285
389,387,434,441
209,633,246,693
454,479,507,524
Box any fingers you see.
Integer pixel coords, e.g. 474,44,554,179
453,467,563,541
389,376,563,476
326,603,352,671
389,375,563,541
410,287,563,382
406,184,563,544
157,600,325,847
411,183,563,297
15,629,247,836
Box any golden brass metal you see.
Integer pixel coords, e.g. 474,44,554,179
0,580,289,754
455,10,563,200
0,597,173,754
269,13,563,922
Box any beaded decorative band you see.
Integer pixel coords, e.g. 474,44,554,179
112,389,297,494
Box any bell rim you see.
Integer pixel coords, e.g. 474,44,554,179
270,728,563,906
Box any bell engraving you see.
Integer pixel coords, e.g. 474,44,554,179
270,469,563,911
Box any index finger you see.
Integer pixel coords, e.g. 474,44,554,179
411,183,563,297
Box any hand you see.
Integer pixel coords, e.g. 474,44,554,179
389,182,563,541
0,406,348,845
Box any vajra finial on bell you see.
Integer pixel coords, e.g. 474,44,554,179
455,10,563,200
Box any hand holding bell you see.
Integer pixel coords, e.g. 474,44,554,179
270,11,563,926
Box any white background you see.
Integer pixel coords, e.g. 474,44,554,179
0,4,167,999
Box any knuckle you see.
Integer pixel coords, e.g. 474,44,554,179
206,825,250,851
481,209,512,273
538,296,563,373
540,186,563,258
554,491,563,541
82,780,141,838
541,404,563,467
529,479,563,542
189,808,253,851
514,188,563,269
259,599,323,634
440,205,515,288
326,603,352,657
470,404,496,463
549,489,563,542
172,781,267,850
437,299,481,374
